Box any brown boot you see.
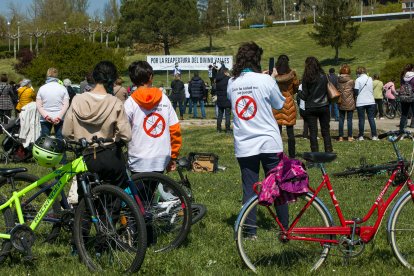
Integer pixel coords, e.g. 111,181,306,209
180,116,184,120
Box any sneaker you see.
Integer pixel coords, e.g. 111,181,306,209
338,137,344,142
379,117,385,120
372,136,379,141
348,137,355,142
358,136,364,141
244,234,257,241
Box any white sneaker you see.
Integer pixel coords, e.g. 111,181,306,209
358,136,364,141
372,136,379,141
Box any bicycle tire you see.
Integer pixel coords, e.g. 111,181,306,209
0,173,62,242
383,101,396,119
73,184,147,273
388,192,414,270
191,203,207,225
235,194,332,273
333,162,399,177
0,196,14,264
131,172,192,252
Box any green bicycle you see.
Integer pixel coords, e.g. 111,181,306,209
0,136,147,273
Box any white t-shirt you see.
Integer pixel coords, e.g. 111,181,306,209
184,83,190,98
36,81,69,121
227,72,285,158
124,95,179,172
354,74,375,107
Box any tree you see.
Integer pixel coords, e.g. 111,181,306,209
103,0,120,24
309,0,360,62
201,0,225,53
117,0,200,55
382,21,414,58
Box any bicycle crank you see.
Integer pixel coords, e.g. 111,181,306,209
338,236,365,258
10,224,36,261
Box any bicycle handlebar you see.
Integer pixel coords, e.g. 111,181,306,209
65,136,114,153
378,130,412,140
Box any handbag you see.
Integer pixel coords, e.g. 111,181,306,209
326,75,341,103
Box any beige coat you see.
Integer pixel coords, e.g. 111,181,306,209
273,70,300,126
62,92,131,143
338,74,356,111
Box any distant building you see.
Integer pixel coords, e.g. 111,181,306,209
402,0,414,12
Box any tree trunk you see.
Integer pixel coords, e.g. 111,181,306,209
334,46,339,64
209,34,212,53
163,35,170,55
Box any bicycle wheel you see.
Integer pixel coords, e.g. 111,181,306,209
0,196,14,264
333,162,398,178
191,203,207,225
0,173,62,241
383,101,396,119
235,194,332,273
388,192,414,270
73,184,147,273
132,172,191,252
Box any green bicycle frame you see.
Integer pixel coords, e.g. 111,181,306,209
0,156,88,240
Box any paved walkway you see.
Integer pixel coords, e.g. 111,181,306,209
180,117,403,134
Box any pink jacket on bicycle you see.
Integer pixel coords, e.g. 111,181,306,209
384,81,396,100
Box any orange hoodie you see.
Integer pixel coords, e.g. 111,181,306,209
131,87,182,159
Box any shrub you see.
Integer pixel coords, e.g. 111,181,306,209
22,34,125,86
380,58,414,87
14,48,36,73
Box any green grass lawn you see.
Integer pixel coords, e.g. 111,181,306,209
1,120,414,275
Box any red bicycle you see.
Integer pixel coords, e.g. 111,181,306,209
234,130,414,273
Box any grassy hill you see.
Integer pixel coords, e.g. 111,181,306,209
0,19,408,86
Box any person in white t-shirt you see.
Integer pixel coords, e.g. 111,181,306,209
184,81,192,115
36,67,69,140
354,66,378,141
227,42,287,237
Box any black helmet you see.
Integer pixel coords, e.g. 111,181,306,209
32,136,65,167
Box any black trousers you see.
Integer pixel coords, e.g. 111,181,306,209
302,106,333,153
278,125,295,158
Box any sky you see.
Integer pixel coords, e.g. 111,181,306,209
0,0,120,18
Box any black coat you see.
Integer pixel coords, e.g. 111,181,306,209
298,74,329,109
189,76,206,99
214,72,231,108
170,79,185,101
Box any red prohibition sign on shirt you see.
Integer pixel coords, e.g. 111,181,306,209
143,112,166,138
235,95,257,120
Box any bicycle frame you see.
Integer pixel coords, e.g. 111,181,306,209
0,157,87,240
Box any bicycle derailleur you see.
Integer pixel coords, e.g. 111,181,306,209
10,224,36,262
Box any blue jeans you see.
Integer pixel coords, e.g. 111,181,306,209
338,110,353,137
184,98,193,114
192,98,206,118
40,121,66,163
330,103,339,120
399,101,414,132
237,153,288,234
357,104,377,138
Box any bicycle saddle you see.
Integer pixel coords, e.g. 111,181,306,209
0,167,27,177
302,152,337,163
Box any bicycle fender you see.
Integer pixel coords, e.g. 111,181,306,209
386,191,411,244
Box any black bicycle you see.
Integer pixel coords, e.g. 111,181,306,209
383,97,401,119
333,157,407,177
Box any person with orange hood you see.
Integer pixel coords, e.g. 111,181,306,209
125,61,182,173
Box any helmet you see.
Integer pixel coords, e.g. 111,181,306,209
32,136,65,167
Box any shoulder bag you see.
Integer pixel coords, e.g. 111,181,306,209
326,75,341,103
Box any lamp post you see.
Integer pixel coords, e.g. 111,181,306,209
88,18,91,42
7,21,10,51
371,6,374,15
360,0,363,22
293,2,296,20
64,21,67,33
100,21,103,43
238,13,243,30
17,21,20,51
225,0,230,30
312,5,316,24
283,0,286,26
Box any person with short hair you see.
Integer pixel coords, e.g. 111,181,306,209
36,67,69,141
328,67,339,121
372,74,384,119
170,74,185,120
214,68,232,133
16,79,36,113
125,60,182,174
188,72,207,119
63,78,77,106
337,64,356,141
354,66,378,140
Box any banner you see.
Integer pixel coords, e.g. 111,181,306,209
147,55,233,71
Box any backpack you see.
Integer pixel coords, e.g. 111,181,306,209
256,153,309,206
398,83,414,103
